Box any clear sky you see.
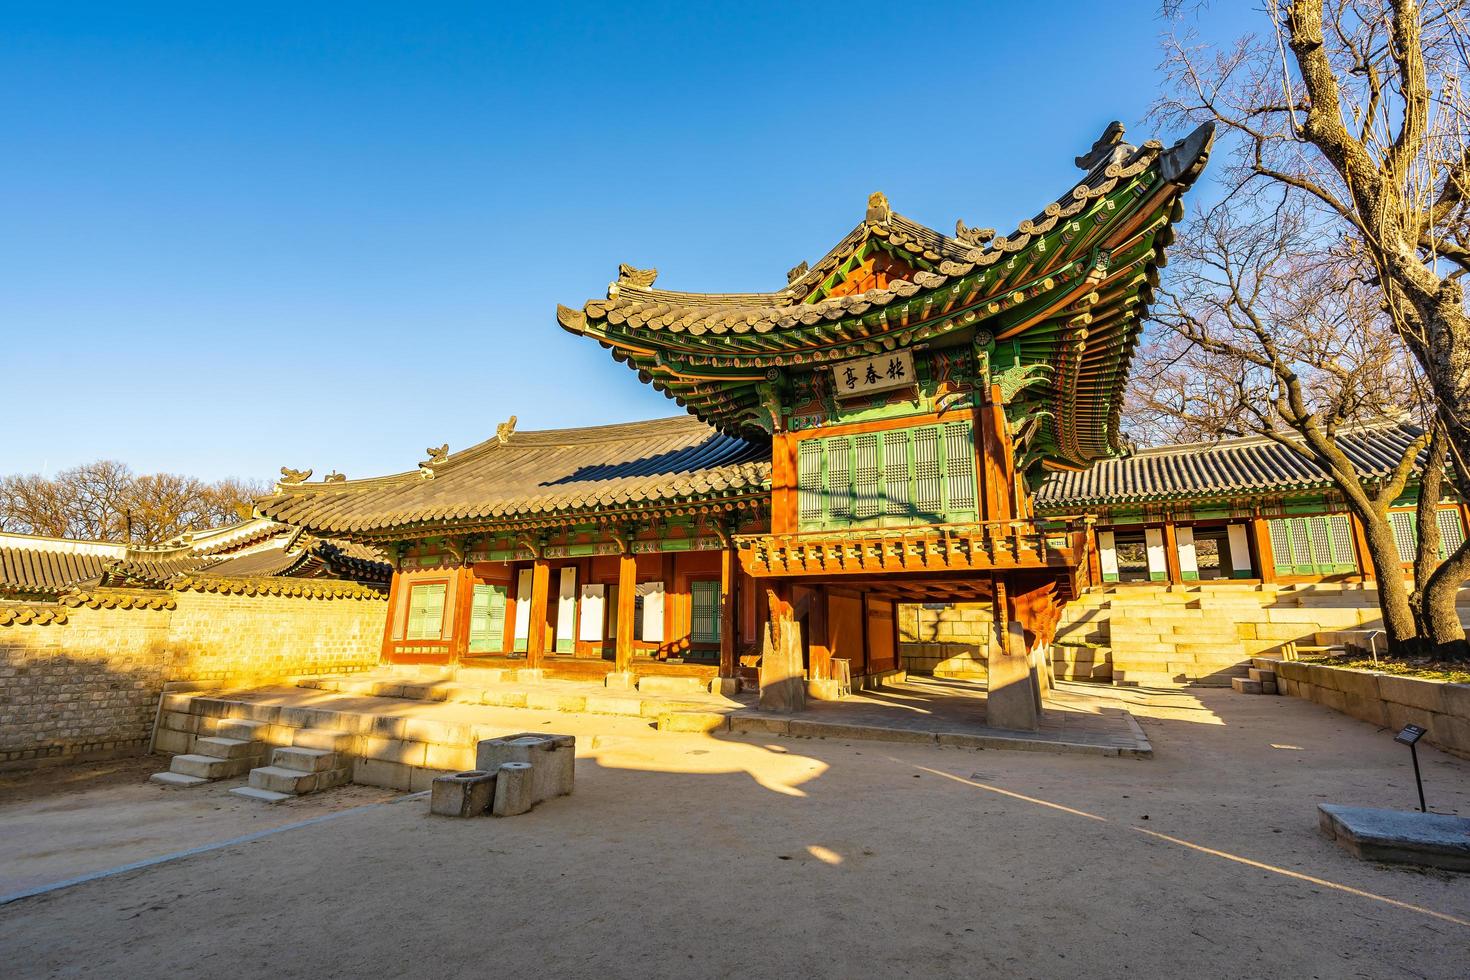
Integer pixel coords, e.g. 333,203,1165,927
2,1,1256,482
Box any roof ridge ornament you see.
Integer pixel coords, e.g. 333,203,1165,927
496,415,518,446
954,220,995,247
1075,120,1128,172
866,191,891,225
617,264,658,289
786,261,808,284
278,467,312,485
425,444,449,464
324,471,346,483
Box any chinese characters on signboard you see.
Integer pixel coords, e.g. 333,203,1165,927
830,350,915,399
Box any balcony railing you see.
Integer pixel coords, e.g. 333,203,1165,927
734,519,1091,579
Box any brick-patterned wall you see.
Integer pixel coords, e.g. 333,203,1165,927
898,603,992,679
0,590,385,770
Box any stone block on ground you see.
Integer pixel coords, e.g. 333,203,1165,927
475,732,575,805
1231,677,1263,695
491,762,535,816
657,711,728,733
1319,804,1470,871
149,771,209,789
603,671,637,690
430,770,497,817
637,675,707,696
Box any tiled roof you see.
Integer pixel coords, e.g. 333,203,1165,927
0,521,391,595
254,415,771,537
557,121,1215,466
1034,422,1427,510
0,534,120,598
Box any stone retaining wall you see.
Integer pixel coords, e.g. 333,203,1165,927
1274,660,1470,758
898,603,990,679
0,589,386,770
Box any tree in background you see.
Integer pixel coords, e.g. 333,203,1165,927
0,462,269,545
1137,0,1470,659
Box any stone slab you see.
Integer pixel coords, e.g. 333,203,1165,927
228,786,291,804
149,771,208,789
1318,804,1470,872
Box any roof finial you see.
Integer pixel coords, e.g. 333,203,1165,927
617,264,658,289
1076,121,1127,171
866,191,891,224
955,220,995,246
425,444,449,464
278,466,312,485
496,415,518,446
324,471,346,483
786,260,809,284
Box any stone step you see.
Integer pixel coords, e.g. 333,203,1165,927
192,736,260,760
271,746,341,773
293,728,357,753
215,718,271,741
171,753,255,780
249,764,350,796
149,771,210,789
1232,677,1264,695
228,786,293,805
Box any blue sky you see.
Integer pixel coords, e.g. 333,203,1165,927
1,1,1256,482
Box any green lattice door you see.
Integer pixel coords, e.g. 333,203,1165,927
1267,515,1357,576
468,583,508,654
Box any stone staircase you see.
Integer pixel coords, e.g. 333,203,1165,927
230,728,355,804
149,718,269,788
1051,582,1427,689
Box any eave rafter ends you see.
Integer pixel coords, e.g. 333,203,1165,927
556,120,1213,463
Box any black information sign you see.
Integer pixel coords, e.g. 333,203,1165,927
1394,724,1426,746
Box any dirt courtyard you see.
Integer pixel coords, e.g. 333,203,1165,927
1,688,1468,979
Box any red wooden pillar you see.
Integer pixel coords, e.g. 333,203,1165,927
719,544,737,679
380,569,404,663
526,557,552,668
1348,513,1376,580
615,551,637,673
1162,522,1183,585
449,566,476,663
977,384,1014,523
1251,518,1277,584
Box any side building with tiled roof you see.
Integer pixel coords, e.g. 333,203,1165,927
1034,422,1466,584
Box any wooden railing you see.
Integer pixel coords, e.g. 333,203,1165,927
734,519,1091,579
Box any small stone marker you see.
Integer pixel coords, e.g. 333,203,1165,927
474,732,575,815
430,770,497,818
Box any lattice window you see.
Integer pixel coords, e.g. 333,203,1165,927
405,583,447,641
1268,518,1294,568
1328,515,1354,565
943,421,977,514
798,439,824,521
1290,518,1312,567
1390,511,1416,562
912,427,943,517
690,580,720,645
852,433,882,519
882,430,911,516
1438,509,1466,557
826,440,851,519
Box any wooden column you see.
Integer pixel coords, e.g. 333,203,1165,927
526,557,552,668
978,385,1014,523
718,544,737,679
1348,513,1376,580
1250,518,1277,584
449,565,476,663
1162,522,1183,585
615,551,637,673
379,569,404,663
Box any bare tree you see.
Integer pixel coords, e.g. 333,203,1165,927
1148,0,1470,658
1129,198,1466,654
0,463,270,546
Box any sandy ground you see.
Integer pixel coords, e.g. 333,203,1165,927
1,689,1468,979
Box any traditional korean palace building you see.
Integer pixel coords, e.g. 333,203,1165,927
251,120,1468,718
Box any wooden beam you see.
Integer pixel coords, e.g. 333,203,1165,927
615,552,637,673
